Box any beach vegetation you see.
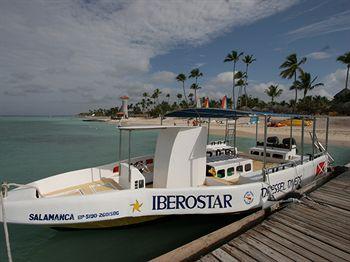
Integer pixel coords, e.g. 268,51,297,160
224,50,244,109
280,53,307,111
176,73,188,103
242,55,256,107
337,51,350,90
294,71,324,98
188,68,203,104
265,84,283,104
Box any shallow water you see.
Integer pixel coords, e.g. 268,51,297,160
0,117,349,261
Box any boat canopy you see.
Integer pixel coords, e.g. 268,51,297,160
164,108,249,119
164,108,315,119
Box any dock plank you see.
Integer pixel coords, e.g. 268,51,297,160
247,229,311,262
290,204,350,229
263,219,350,261
278,207,350,239
228,238,273,261
269,215,350,253
211,248,238,262
220,244,257,262
242,231,293,262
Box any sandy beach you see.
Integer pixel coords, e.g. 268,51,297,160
83,116,350,147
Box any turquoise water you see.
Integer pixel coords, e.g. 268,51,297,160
0,117,349,261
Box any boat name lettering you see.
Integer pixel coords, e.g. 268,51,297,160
29,213,75,221
261,175,302,197
152,194,233,210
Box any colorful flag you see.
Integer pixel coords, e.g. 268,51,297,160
221,96,227,109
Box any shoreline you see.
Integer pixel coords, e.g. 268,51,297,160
83,116,350,147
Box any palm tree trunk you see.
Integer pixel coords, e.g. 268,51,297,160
194,89,197,107
195,77,198,107
182,82,188,103
346,65,349,90
232,63,236,110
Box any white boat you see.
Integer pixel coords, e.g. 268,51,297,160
0,109,332,229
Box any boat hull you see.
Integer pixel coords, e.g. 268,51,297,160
0,155,329,229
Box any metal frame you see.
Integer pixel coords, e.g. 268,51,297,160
301,117,305,164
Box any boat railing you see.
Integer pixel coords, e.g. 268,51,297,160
265,152,326,175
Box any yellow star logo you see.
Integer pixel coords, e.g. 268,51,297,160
130,200,143,212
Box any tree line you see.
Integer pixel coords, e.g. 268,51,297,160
81,51,350,117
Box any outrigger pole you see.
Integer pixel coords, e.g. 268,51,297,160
263,114,268,182
234,115,237,156
119,129,122,162
312,117,317,159
325,117,329,151
207,117,211,144
128,130,131,182
301,117,305,164
255,116,259,145
289,117,293,151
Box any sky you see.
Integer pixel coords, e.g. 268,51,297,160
0,0,349,115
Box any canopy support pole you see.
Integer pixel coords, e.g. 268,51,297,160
325,117,329,151
207,118,211,144
312,117,316,159
301,117,304,165
128,130,131,182
263,115,267,181
119,129,122,161
289,117,293,151
255,116,259,145
234,116,237,156
225,119,228,142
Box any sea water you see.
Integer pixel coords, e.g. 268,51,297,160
0,116,349,261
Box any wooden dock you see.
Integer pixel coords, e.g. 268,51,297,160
153,168,350,261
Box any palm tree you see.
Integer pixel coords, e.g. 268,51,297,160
176,73,188,103
294,71,324,98
176,93,183,104
188,68,203,104
235,78,246,108
280,53,307,109
166,93,170,103
151,88,161,105
265,84,283,104
188,93,194,104
190,83,201,106
337,51,350,90
242,55,256,106
224,50,244,109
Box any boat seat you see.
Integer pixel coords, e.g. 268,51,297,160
204,177,238,187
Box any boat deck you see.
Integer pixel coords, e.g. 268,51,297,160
44,178,122,197
44,160,277,197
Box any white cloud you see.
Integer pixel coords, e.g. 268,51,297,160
286,10,350,41
151,71,176,83
0,0,299,114
321,68,347,97
306,51,331,60
212,72,234,85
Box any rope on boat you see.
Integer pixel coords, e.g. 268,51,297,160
0,182,42,262
1,182,13,262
